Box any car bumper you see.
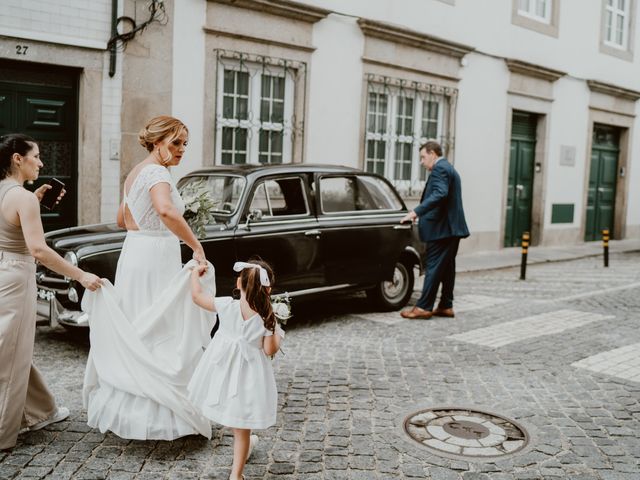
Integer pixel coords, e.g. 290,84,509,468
36,287,88,328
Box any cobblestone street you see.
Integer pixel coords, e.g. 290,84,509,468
2,252,640,480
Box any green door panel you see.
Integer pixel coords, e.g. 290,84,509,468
0,62,78,232
505,112,536,247
585,125,619,241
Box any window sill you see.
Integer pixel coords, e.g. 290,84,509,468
599,42,634,62
511,14,559,37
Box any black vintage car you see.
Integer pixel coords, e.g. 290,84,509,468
36,164,425,328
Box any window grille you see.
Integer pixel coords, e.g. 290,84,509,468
364,74,457,196
214,50,306,165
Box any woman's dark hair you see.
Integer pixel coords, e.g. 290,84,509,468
238,257,276,332
0,134,37,180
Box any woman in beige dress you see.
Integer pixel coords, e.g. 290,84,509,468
0,133,102,450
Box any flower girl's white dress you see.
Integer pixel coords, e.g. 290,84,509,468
81,164,215,440
188,297,283,429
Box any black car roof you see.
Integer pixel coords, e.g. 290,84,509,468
184,163,362,177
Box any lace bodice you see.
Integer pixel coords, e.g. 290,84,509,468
125,164,185,231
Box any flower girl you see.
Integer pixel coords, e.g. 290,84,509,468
188,259,284,480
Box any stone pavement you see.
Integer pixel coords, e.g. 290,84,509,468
456,238,640,272
2,252,640,479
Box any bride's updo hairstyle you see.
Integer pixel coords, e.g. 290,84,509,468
239,257,276,333
138,116,188,161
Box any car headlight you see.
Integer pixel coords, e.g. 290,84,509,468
64,251,78,267
68,287,79,303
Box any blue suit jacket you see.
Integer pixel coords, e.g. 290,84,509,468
414,158,470,242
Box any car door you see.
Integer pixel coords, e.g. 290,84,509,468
315,173,411,287
233,174,324,293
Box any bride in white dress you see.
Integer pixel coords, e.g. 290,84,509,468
81,116,215,440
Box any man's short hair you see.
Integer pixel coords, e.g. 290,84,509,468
420,141,443,157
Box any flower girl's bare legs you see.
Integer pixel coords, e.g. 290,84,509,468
230,428,250,480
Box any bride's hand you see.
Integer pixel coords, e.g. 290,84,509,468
192,246,206,266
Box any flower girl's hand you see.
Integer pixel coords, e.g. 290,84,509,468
191,264,208,278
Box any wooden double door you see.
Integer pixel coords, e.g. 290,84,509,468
0,60,79,231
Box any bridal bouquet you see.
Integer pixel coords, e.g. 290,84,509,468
271,292,292,325
270,292,291,359
181,180,217,239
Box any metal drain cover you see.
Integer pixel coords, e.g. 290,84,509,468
404,407,529,459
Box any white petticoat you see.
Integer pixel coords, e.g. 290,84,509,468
82,231,216,440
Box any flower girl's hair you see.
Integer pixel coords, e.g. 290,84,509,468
238,257,276,332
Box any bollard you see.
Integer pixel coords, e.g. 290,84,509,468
520,231,530,280
602,229,609,267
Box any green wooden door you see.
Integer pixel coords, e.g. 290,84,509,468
0,61,78,231
585,125,619,241
504,111,536,247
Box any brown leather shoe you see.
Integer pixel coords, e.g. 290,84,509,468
400,306,433,319
433,306,455,317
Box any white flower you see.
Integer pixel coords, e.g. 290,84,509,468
273,301,291,320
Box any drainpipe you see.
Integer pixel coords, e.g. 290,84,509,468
109,0,118,77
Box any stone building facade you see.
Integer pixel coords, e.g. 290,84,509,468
1,0,638,251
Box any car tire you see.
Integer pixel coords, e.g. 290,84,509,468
367,260,415,310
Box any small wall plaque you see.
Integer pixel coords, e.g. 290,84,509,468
559,145,576,166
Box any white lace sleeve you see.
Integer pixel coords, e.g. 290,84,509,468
145,165,172,191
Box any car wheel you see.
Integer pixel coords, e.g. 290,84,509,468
367,260,414,310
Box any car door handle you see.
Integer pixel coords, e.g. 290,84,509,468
305,230,321,237
393,224,412,230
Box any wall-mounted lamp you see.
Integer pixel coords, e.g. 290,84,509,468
535,162,542,173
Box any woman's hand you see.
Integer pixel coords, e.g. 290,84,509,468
191,264,208,278
192,245,207,266
34,184,66,205
78,272,103,291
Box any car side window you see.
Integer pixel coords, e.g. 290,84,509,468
248,176,309,218
319,175,403,213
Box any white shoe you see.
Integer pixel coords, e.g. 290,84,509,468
246,434,258,461
28,407,70,432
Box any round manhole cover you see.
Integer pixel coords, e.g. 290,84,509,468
404,408,529,459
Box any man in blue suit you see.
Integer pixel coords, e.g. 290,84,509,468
400,141,469,320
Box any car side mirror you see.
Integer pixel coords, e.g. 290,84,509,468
245,208,263,228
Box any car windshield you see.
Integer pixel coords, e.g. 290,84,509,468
178,175,246,215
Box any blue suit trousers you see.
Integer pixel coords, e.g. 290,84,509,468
416,237,460,311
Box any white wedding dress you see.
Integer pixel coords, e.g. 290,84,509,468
82,164,215,440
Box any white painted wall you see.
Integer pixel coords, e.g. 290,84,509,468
0,0,111,49
627,101,640,231
170,0,207,180
295,0,640,91
543,77,591,231
99,49,123,223
306,14,365,166
454,52,509,236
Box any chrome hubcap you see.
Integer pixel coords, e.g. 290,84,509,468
382,263,408,301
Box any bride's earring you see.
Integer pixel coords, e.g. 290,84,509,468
232,288,240,300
